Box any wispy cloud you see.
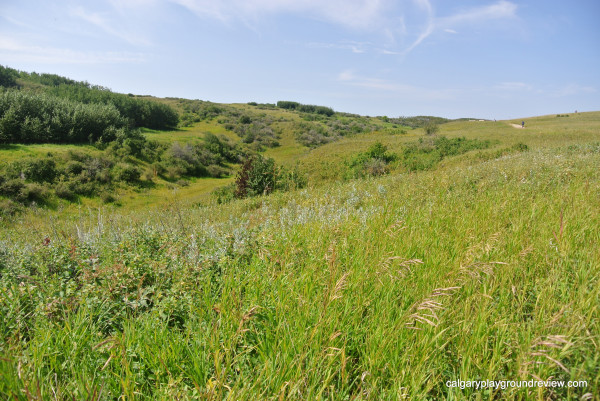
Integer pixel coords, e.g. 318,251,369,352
438,1,517,27
166,0,518,56
0,37,146,64
338,69,456,100
403,0,435,54
551,84,596,97
307,41,373,54
403,0,518,54
168,0,387,30
491,82,596,98
69,6,151,46
493,82,533,91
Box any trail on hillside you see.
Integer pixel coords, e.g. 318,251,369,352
510,123,524,129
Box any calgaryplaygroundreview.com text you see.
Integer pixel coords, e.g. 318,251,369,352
446,379,588,390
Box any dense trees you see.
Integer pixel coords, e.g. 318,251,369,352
46,85,178,130
0,91,127,144
0,65,18,88
277,101,334,116
0,65,179,133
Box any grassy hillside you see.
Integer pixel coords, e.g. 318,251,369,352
1,68,599,399
1,110,599,399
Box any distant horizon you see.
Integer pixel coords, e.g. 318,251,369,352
1,0,598,120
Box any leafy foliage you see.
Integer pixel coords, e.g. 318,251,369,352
223,155,307,201
277,101,334,116
0,90,127,144
2,65,179,130
0,65,18,88
387,115,450,129
234,155,277,198
346,142,397,178
403,136,492,171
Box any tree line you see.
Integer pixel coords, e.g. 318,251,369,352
0,65,178,136
276,101,335,116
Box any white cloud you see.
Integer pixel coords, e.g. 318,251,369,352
494,82,533,91
69,6,151,46
307,41,371,54
438,0,517,27
117,0,519,56
337,69,456,100
168,0,388,30
490,82,597,98
552,84,597,97
0,37,146,64
402,0,517,54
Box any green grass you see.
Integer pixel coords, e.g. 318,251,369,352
0,111,599,399
0,143,101,163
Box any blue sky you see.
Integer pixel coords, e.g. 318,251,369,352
1,0,598,119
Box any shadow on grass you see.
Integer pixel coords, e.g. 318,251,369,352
0,144,25,151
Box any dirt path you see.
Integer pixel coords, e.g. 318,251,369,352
510,123,524,129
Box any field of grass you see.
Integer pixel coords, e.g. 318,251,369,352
0,109,598,399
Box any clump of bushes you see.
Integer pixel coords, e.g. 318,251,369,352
277,101,334,116
346,142,397,179
0,90,127,144
402,136,492,171
294,118,379,148
159,134,240,180
213,155,307,203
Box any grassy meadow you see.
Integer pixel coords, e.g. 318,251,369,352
1,110,599,399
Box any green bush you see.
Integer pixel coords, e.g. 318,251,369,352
212,183,236,204
54,181,77,200
100,191,116,204
6,158,57,182
402,136,492,172
0,198,19,216
0,90,127,144
346,142,397,178
512,142,529,152
277,164,308,191
17,183,49,203
0,179,25,198
234,155,277,198
112,163,141,183
424,122,440,136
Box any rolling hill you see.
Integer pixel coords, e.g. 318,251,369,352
0,66,599,399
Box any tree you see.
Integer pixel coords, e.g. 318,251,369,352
424,122,440,136
234,155,277,198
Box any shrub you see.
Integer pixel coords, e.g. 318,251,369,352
54,181,76,200
234,155,277,198
176,179,190,187
512,142,529,152
0,199,19,216
17,183,49,202
402,136,492,172
112,163,141,183
206,165,230,178
0,179,25,198
7,158,57,182
424,122,440,136
347,142,397,178
363,158,390,176
277,164,308,191
64,160,84,176
100,192,116,204
213,184,236,204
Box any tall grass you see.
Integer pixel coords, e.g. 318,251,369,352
0,139,598,399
